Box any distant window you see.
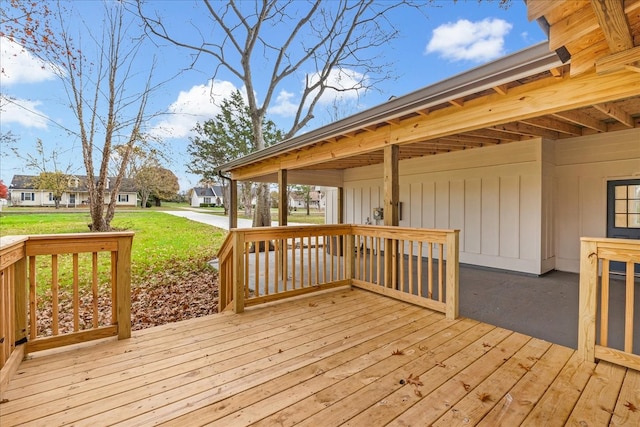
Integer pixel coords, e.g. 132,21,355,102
48,193,55,201
204,197,211,204
21,192,34,201
118,194,129,202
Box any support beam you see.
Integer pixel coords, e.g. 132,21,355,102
337,187,344,224
229,180,238,230
593,102,636,127
590,0,634,53
383,145,399,227
384,145,399,290
278,169,288,226
596,45,640,74
229,70,639,181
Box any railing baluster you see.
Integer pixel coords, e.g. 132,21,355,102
264,240,269,296
92,252,98,329
315,236,320,285
438,243,444,302
254,241,260,298
307,234,312,287
600,259,610,347
74,253,80,332
52,254,59,335
428,243,433,299
625,261,635,353
110,252,116,326
409,241,414,295
29,256,36,340
417,242,423,298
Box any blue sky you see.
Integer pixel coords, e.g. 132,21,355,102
0,0,547,192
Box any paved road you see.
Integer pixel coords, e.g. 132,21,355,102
161,208,312,230
161,208,251,230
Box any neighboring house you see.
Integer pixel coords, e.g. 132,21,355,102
290,188,324,210
216,8,640,277
9,175,138,207
191,185,224,207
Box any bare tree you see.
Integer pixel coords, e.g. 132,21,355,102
2,1,160,231
138,0,415,227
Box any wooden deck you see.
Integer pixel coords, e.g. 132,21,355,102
2,288,639,426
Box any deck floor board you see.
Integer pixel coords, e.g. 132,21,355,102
1,288,637,426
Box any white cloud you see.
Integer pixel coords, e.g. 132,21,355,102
425,18,513,63
269,90,298,117
0,37,58,85
0,95,49,129
309,68,366,105
150,79,238,139
270,68,367,119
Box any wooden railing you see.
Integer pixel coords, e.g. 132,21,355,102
0,232,133,382
351,225,459,319
578,237,640,371
217,225,459,319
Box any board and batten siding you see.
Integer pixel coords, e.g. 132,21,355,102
341,139,551,275
554,127,640,273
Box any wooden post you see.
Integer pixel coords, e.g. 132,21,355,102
14,256,27,347
116,234,133,340
229,179,238,230
278,170,288,280
384,145,399,288
346,232,355,282
218,257,228,312
445,230,460,320
232,231,245,313
337,187,344,224
577,238,598,362
278,170,288,226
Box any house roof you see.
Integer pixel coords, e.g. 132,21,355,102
217,0,640,183
193,187,216,197
10,174,138,193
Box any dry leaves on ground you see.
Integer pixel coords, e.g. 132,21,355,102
34,269,219,336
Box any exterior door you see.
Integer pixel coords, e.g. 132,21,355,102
69,193,76,207
607,179,640,274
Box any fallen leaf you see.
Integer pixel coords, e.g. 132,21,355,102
309,302,318,307
435,361,446,368
407,373,423,387
482,342,492,348
414,389,423,397
391,349,405,356
624,401,637,412
0,398,9,404
418,344,429,351
461,381,471,391
477,392,492,403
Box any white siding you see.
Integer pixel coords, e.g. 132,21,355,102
554,128,640,272
343,139,548,274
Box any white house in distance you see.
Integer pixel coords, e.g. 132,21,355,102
9,174,139,207
190,185,224,207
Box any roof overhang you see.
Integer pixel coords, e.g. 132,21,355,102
219,0,640,184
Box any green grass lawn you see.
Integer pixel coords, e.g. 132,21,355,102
0,210,227,292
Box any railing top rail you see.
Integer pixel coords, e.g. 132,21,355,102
217,231,235,260
351,225,459,243
21,231,135,241
0,236,28,251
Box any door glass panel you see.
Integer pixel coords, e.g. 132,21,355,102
615,214,628,227
630,200,640,214
616,200,628,213
629,214,640,228
628,185,640,199
615,185,627,199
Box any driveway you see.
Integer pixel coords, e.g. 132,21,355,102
161,208,252,230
